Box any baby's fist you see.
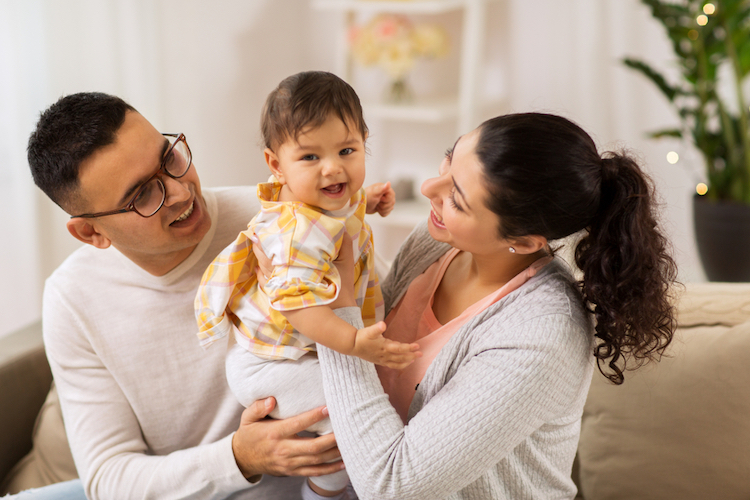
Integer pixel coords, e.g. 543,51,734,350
365,182,395,217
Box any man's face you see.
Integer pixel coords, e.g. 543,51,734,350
72,111,211,275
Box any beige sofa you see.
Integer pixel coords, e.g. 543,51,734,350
0,321,76,494
2,282,750,497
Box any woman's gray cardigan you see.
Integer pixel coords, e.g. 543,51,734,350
320,222,595,499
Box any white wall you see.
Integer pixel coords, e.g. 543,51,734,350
0,0,705,338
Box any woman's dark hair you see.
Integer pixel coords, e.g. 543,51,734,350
477,113,678,384
28,92,136,212
261,71,368,151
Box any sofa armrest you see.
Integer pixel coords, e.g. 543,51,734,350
0,321,52,483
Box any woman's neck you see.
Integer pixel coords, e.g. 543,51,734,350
433,248,549,325
468,248,548,287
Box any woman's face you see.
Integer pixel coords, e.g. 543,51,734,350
421,128,515,256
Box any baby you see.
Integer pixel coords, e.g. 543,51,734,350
195,71,420,498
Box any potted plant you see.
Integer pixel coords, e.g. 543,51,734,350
624,0,750,281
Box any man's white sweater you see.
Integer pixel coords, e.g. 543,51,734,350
43,187,303,500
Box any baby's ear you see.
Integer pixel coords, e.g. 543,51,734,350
264,148,285,184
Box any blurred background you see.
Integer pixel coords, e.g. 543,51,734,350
0,0,702,338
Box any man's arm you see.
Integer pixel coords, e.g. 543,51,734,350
43,281,342,500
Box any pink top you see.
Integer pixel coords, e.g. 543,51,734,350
377,248,553,423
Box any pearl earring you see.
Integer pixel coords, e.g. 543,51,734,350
509,247,516,253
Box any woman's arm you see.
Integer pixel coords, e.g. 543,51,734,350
319,309,590,499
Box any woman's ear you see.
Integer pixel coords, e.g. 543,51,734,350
264,148,285,185
509,234,548,255
66,219,112,249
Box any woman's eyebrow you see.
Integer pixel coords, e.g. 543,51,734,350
452,176,471,210
449,136,462,156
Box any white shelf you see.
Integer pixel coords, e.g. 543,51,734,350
314,0,502,249
363,96,459,122
312,0,467,15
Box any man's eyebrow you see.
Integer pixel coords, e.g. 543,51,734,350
452,175,471,210
117,137,170,206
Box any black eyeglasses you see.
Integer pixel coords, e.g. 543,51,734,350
70,133,192,219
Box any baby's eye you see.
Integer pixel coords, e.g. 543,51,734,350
301,154,318,161
340,148,354,156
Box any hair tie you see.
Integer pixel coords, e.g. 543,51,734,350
601,156,619,181
597,156,619,217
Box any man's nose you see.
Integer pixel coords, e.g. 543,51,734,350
162,175,191,205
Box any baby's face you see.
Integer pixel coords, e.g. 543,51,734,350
269,115,366,211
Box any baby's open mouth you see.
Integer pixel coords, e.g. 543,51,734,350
322,183,345,194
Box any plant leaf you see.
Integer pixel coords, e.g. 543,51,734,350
623,58,682,102
648,129,683,139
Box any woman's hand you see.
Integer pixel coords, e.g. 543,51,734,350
329,234,357,309
253,242,273,286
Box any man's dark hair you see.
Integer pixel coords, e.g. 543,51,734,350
28,92,136,212
261,71,368,151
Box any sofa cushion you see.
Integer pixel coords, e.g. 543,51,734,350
0,383,77,494
0,321,53,486
676,282,750,327
578,320,750,499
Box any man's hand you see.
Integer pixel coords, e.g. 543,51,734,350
232,397,344,480
350,321,421,369
365,182,395,217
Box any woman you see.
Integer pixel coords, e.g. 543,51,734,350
319,113,677,499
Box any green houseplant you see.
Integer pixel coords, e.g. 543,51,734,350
624,0,750,281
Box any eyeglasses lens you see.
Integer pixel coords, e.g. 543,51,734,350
164,138,191,177
133,178,166,217
131,135,191,217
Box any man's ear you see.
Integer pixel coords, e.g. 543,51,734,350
264,148,285,185
510,234,548,255
66,218,111,249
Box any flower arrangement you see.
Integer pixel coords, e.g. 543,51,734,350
348,14,449,101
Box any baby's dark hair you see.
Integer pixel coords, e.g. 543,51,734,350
261,71,368,151
477,113,678,384
28,92,136,212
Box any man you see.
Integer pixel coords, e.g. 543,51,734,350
25,92,345,499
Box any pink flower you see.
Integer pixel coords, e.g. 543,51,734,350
376,18,398,40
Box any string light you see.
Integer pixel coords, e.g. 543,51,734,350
697,14,709,26
696,183,708,195
703,3,716,15
666,151,679,164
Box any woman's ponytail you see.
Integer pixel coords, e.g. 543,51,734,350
477,113,678,384
574,153,678,384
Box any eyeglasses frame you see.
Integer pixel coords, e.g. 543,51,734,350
69,133,192,219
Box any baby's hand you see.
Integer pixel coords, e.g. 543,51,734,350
351,321,421,369
365,182,396,217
